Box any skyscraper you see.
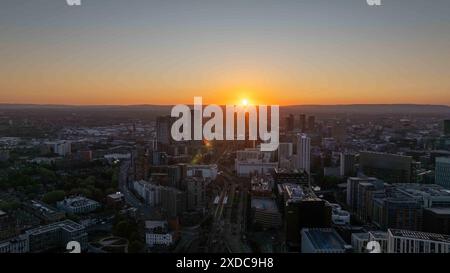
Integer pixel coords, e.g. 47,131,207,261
285,114,295,132
156,116,174,146
436,157,450,189
296,134,311,174
444,120,450,136
340,152,356,177
299,114,306,132
307,116,315,131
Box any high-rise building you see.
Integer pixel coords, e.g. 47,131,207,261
277,183,331,250
307,116,315,131
156,116,174,146
299,114,306,132
278,142,293,169
250,197,282,229
285,114,294,132
359,151,415,183
435,157,450,189
296,134,310,174
444,120,450,136
186,177,208,211
340,152,356,177
160,187,186,218
346,177,379,212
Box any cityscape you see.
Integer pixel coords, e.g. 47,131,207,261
1,0,450,258
1,104,450,254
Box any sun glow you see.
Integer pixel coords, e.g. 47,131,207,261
241,98,249,106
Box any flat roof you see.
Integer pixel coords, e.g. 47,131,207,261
303,228,348,250
389,229,450,243
352,232,370,240
251,197,278,212
424,207,450,215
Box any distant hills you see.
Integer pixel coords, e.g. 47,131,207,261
0,103,449,115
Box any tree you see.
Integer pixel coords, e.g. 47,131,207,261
128,240,145,253
42,190,66,204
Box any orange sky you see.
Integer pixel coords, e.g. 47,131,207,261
1,1,450,106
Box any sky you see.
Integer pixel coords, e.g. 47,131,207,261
0,0,449,106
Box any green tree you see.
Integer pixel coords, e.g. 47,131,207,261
42,190,66,204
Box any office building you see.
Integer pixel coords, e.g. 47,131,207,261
359,151,416,183
340,152,356,177
133,180,186,217
45,141,71,157
156,115,174,146
278,142,293,169
307,116,315,131
25,200,66,223
186,177,208,211
329,203,350,225
26,220,87,253
145,221,173,248
278,183,331,249
235,148,278,177
299,114,306,132
106,192,125,208
295,134,311,174
272,168,309,186
187,164,218,180
351,231,388,253
0,235,29,253
285,114,295,132
250,175,274,197
423,207,450,235
351,232,370,253
160,187,186,218
57,196,100,214
301,228,351,253
250,197,282,229
346,177,379,212
444,120,450,136
387,229,450,253
435,157,450,189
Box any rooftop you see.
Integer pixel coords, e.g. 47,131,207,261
251,197,278,212
389,229,450,243
302,228,349,250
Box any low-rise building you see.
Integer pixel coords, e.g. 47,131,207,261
145,221,173,248
187,164,218,180
0,235,29,253
25,220,87,252
387,229,450,253
57,196,100,214
235,148,278,177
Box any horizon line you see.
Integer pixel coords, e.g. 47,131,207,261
1,103,450,108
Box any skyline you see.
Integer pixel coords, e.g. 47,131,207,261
1,0,450,105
